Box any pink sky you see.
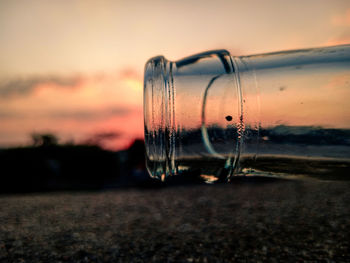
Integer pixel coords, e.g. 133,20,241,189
0,0,349,150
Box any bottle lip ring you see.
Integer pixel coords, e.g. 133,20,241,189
143,55,176,180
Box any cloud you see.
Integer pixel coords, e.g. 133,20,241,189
49,107,131,121
0,67,143,99
0,75,81,98
0,106,134,121
0,110,18,118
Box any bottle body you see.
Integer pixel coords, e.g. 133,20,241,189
144,45,350,182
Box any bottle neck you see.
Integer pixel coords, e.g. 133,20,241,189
232,44,350,175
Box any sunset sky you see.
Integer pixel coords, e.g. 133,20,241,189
1,0,350,150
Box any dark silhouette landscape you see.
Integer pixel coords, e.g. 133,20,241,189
0,134,154,194
1,124,350,194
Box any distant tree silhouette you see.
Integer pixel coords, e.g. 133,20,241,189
31,133,58,147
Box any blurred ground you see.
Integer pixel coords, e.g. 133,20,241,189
0,178,349,262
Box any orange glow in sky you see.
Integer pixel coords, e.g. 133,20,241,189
0,0,349,150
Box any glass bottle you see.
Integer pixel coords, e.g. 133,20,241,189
144,44,350,182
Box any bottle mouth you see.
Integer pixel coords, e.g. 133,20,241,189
144,56,176,180
144,50,243,182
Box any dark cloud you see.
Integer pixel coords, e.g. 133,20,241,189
0,75,81,98
0,110,18,118
0,107,133,120
49,107,131,120
0,67,144,99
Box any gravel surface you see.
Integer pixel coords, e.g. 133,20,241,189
0,178,349,262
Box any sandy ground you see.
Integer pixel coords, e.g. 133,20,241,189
0,177,349,262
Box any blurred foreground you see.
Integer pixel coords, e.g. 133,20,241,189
0,179,349,262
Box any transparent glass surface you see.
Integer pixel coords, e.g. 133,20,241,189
144,45,350,182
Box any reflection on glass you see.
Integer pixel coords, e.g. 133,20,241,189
144,45,350,182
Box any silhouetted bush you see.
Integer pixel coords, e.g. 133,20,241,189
0,144,120,193
31,133,59,147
